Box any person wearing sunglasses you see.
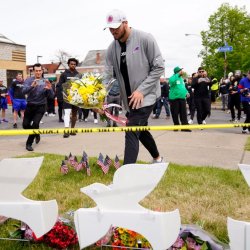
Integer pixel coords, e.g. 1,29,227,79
191,67,212,125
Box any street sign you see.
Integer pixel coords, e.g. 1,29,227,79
217,46,233,52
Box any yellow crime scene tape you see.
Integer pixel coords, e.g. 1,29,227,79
0,123,250,136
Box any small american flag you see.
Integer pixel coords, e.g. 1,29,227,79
82,151,88,159
60,160,69,175
75,161,83,171
64,155,69,163
113,155,121,169
97,153,109,174
104,155,112,168
68,152,74,160
97,153,104,167
70,156,78,168
81,157,87,168
85,160,91,176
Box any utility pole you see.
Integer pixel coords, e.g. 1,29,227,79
37,55,42,63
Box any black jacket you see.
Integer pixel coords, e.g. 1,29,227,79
192,77,211,98
56,69,81,101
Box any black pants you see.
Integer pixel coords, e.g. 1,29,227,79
242,101,250,131
194,97,211,124
124,105,159,164
229,94,241,120
169,99,188,125
47,97,55,114
23,104,46,146
57,100,63,120
187,96,195,120
211,90,218,102
82,109,97,119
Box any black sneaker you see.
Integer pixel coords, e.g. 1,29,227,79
70,132,76,136
13,123,17,128
26,145,34,151
63,133,70,138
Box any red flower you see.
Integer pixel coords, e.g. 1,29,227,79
33,221,78,249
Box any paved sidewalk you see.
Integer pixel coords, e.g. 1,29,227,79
1,129,250,170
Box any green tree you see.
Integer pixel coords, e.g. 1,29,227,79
200,3,250,79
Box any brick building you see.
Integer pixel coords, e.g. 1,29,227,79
0,34,26,88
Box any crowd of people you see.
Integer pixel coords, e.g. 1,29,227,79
0,9,250,163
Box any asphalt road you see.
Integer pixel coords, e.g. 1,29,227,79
0,105,244,135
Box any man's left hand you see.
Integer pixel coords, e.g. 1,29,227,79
44,80,52,89
128,90,144,109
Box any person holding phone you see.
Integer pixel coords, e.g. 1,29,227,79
22,63,54,151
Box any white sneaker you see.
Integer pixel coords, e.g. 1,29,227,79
188,119,193,124
233,119,239,123
44,112,48,116
84,118,88,122
202,120,206,125
94,119,98,124
40,120,44,124
242,129,248,134
152,114,156,118
152,157,164,163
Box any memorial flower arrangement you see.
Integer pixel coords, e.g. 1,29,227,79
33,220,78,249
63,72,107,109
10,218,78,249
63,72,127,125
171,231,212,250
96,226,151,249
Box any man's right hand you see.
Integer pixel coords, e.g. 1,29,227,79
93,108,105,115
31,81,37,87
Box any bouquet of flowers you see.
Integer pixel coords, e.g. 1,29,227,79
33,220,78,249
109,227,151,249
63,72,110,109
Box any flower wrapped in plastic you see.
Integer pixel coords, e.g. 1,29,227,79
63,72,109,109
63,70,128,125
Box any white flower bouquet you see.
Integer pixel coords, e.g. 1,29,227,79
63,72,112,109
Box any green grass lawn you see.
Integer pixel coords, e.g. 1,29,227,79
245,136,250,151
0,152,250,249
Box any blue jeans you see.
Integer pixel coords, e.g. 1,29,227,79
156,97,170,116
124,105,160,164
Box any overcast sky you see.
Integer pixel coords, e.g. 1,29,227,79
1,0,249,76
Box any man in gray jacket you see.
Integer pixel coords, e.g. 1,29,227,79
104,9,165,164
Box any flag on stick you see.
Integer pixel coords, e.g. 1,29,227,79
114,155,121,169
85,159,91,176
97,153,109,174
60,160,69,175
75,161,84,171
104,155,112,168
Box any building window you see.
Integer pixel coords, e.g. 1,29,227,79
12,50,26,62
